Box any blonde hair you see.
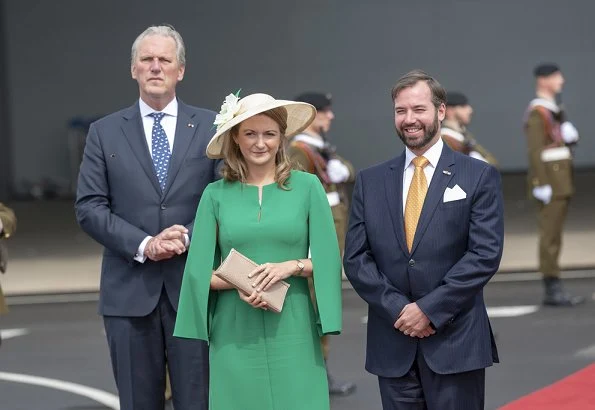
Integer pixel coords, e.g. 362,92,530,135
221,107,293,189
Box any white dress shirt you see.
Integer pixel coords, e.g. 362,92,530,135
134,97,188,263
402,137,444,214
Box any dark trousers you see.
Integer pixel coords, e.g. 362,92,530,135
378,352,485,410
104,287,209,410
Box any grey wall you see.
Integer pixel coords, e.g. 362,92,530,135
4,0,595,195
0,0,11,199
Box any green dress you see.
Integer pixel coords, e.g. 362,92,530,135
174,170,342,410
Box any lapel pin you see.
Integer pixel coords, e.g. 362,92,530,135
442,170,451,175
187,123,195,128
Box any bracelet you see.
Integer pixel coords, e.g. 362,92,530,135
295,259,305,276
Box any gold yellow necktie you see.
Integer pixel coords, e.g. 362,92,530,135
405,156,430,252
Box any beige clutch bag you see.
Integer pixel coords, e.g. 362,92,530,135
214,248,290,313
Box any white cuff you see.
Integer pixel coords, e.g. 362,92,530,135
184,233,190,248
134,236,152,263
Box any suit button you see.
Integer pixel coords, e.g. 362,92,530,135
160,204,167,210
409,259,415,267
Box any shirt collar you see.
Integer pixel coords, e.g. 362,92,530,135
404,137,444,170
293,133,325,149
441,119,465,133
529,97,559,113
139,97,179,118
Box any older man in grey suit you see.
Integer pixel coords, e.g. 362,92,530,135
75,25,218,410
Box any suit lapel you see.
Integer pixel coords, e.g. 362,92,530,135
410,144,455,254
121,103,161,194
161,101,199,198
385,153,409,255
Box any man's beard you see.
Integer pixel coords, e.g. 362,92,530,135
396,111,439,150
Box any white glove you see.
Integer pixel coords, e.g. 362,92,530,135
532,184,552,204
326,159,350,183
469,151,488,162
561,121,579,144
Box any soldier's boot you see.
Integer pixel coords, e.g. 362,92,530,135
543,277,585,307
326,367,356,396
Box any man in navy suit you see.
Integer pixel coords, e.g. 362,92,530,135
75,25,218,410
344,70,503,410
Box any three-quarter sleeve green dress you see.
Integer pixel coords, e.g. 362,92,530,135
174,170,342,410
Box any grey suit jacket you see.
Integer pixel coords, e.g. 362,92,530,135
75,100,219,317
344,144,503,377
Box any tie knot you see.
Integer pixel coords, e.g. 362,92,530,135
412,156,429,169
150,112,166,123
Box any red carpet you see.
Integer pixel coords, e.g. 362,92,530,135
500,363,595,409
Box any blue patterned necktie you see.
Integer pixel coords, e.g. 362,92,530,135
149,112,171,191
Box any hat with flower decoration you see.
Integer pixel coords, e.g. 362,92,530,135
206,91,316,159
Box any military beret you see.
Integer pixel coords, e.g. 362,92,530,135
446,91,469,107
294,92,333,111
534,63,561,77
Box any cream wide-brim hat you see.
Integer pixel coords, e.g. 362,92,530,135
206,93,316,159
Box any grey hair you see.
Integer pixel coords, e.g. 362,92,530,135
130,25,186,66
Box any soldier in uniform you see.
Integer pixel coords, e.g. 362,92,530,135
288,92,356,396
0,202,17,346
524,63,583,306
441,91,498,166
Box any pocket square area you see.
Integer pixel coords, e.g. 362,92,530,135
443,184,467,202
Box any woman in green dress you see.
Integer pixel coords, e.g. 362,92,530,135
174,92,343,410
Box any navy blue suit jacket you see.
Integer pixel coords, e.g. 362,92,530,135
344,143,503,377
75,100,219,317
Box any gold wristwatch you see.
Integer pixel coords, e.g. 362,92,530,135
295,259,305,276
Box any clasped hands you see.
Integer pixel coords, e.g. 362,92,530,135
144,224,188,261
238,261,296,311
394,303,436,338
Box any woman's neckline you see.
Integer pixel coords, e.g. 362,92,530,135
243,180,277,189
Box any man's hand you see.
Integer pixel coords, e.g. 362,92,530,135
532,184,552,205
144,225,189,261
144,237,175,261
561,121,579,144
157,224,188,243
394,303,435,338
326,159,351,183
